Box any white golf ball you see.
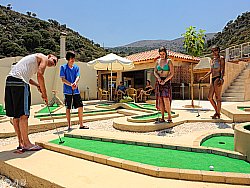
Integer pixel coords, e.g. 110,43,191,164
209,165,214,171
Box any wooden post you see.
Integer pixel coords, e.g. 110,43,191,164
191,63,194,107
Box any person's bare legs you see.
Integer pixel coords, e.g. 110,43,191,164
78,107,84,128
66,109,71,129
13,118,24,148
207,83,218,115
214,80,223,117
159,97,165,120
19,115,33,148
163,98,171,121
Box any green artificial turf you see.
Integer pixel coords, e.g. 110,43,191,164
0,104,6,115
98,104,111,106
37,105,60,114
50,137,250,173
132,112,173,120
127,103,141,109
201,136,234,151
237,106,250,111
35,109,115,118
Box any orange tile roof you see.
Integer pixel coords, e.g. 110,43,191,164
126,49,200,62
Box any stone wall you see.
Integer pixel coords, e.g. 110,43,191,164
0,57,97,106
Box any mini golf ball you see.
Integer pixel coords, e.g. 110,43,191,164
209,165,214,171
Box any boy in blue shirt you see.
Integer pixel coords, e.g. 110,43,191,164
60,51,89,130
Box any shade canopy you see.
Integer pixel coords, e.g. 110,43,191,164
88,53,134,101
87,53,134,70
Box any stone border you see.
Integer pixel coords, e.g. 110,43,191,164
96,102,155,113
37,110,117,121
0,160,63,188
113,117,233,132
65,133,246,161
0,113,123,139
192,132,246,160
36,133,250,185
127,113,179,123
235,123,250,162
221,105,250,122
113,117,185,132
193,132,234,147
36,138,250,185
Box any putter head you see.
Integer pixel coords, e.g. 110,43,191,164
196,114,200,117
59,140,65,144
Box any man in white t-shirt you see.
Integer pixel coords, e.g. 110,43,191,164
5,53,57,152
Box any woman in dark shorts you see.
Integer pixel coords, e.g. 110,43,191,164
154,47,174,123
199,45,225,119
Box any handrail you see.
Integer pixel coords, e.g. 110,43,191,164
202,41,250,62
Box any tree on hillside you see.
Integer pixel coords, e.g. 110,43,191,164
182,26,205,107
6,4,12,10
26,11,31,17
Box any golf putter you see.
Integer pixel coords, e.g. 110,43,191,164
196,81,201,117
69,88,74,130
45,102,65,144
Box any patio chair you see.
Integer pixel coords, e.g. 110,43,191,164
98,88,110,100
143,88,154,102
126,88,137,102
116,90,124,102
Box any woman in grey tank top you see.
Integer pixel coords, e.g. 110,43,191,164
199,45,225,119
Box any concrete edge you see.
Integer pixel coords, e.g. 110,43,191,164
0,160,64,188
0,114,124,139
35,141,250,185
65,132,246,160
193,131,246,160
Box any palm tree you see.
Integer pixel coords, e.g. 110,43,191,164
182,26,205,107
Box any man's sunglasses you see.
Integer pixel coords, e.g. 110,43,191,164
53,59,57,66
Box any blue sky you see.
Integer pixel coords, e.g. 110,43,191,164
0,0,249,47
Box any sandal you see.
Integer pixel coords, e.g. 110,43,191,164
22,145,43,152
79,126,89,129
155,118,165,123
167,119,173,123
13,147,25,154
211,113,220,119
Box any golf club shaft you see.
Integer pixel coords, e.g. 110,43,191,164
45,103,64,143
70,89,74,127
157,83,160,122
197,82,201,117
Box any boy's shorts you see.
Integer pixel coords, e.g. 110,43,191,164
64,94,83,109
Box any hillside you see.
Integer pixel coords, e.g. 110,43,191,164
206,11,250,51
0,5,108,62
111,11,250,56
110,33,215,56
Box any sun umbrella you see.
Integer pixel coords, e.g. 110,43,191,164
88,53,134,100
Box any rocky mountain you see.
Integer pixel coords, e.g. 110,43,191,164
110,33,215,56
206,11,250,51
0,5,108,62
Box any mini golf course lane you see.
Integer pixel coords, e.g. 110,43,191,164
37,105,60,114
50,137,250,174
131,112,176,120
201,136,234,151
35,109,116,119
237,106,250,111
